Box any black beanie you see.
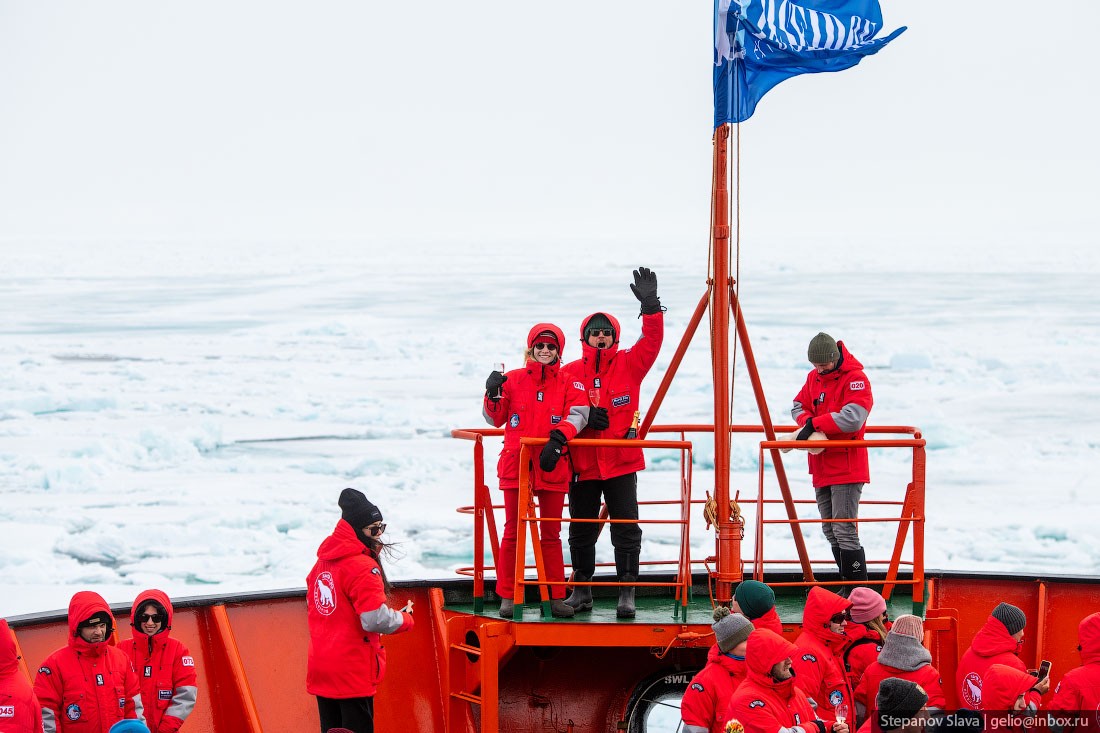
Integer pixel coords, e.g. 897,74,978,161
584,314,615,340
78,612,113,636
339,488,382,529
877,678,929,730
992,602,1026,635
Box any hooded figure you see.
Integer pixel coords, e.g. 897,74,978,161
726,629,826,733
306,489,414,733
793,587,855,725
1,618,44,733
1049,611,1100,731
117,590,197,733
855,615,946,720
34,590,144,733
681,610,754,733
956,603,1031,710
482,322,589,618
733,580,785,636
981,664,1042,732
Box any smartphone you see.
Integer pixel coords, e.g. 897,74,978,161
1036,659,1051,682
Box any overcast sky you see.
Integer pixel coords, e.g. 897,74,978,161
1,2,1097,271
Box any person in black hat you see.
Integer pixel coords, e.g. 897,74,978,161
306,488,414,733
562,267,665,619
876,677,930,732
790,331,874,590
956,602,1044,711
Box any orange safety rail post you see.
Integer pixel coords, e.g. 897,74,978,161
757,434,926,598
923,607,961,710
208,604,264,733
512,436,694,619
451,428,504,613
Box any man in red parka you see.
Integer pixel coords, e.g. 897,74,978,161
562,267,664,619
726,628,848,733
681,610,754,733
34,591,144,733
791,333,873,586
1,618,43,733
956,602,1045,711
1048,611,1100,732
118,590,197,733
307,488,414,733
793,586,855,725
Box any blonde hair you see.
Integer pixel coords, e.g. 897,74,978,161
865,615,889,640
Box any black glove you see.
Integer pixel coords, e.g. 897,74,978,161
630,266,662,315
485,371,507,401
539,429,567,472
796,418,815,441
588,406,610,431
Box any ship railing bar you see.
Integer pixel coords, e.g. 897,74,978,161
760,517,919,525
450,425,923,440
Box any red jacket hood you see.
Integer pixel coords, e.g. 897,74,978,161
129,588,175,640
67,590,116,655
745,629,797,686
970,614,1021,657
0,618,17,676
578,312,623,364
828,342,864,376
1079,612,1100,664
802,586,853,648
982,664,1036,710
317,519,369,561
527,323,567,357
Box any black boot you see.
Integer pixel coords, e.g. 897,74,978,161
831,546,847,596
839,547,868,597
616,574,636,619
564,572,593,612
831,546,843,574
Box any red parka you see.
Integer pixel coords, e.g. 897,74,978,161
1,618,43,733
726,629,824,733
957,614,1036,710
484,323,588,492
982,664,1042,732
751,607,786,638
306,519,414,699
118,590,197,733
681,644,748,733
791,342,873,488
792,587,854,723
562,311,663,481
1049,612,1100,732
855,663,945,718
842,622,889,693
33,591,143,733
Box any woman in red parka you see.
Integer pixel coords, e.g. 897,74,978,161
1,618,43,733
1049,611,1100,732
483,323,588,619
842,588,890,693
118,590,197,733
306,489,414,733
854,615,945,725
792,586,855,726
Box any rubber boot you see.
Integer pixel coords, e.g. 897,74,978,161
498,599,514,619
564,572,593,612
550,599,576,618
831,546,847,596
616,574,636,619
839,547,869,597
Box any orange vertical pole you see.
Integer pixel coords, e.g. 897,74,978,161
209,605,264,733
912,438,926,603
712,124,737,604
472,437,486,612
514,447,531,615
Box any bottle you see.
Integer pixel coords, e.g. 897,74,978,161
625,410,639,439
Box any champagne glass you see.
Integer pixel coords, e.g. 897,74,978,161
834,702,848,724
492,362,505,399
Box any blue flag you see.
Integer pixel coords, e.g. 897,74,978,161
714,0,906,126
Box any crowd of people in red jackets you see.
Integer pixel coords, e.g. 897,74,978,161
681,580,1100,733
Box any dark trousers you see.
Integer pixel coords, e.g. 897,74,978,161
568,472,642,577
317,695,375,733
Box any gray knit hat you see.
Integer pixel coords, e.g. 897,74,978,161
712,609,754,653
877,678,929,731
992,602,1026,635
807,332,840,364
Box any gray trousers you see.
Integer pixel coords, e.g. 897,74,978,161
815,483,864,551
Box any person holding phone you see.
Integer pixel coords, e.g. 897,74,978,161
483,324,590,619
957,602,1044,710
1048,612,1100,733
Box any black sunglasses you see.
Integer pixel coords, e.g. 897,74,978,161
533,342,558,351
368,523,387,536
587,329,614,337
139,613,165,624
829,612,850,624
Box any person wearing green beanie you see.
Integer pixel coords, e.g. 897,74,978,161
732,580,784,636
791,332,874,591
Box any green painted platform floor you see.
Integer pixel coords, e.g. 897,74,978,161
444,577,924,625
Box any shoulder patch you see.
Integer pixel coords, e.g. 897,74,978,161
749,699,766,708
849,380,866,390
182,656,195,667
573,381,585,390
371,567,381,575
801,653,817,662
38,666,52,675
691,682,704,692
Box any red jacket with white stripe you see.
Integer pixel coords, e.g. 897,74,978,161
33,591,144,733
791,343,873,488
562,311,663,481
681,644,748,733
306,520,414,699
726,629,824,733
118,590,197,733
792,588,854,724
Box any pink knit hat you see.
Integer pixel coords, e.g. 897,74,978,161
890,614,925,643
848,587,887,624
